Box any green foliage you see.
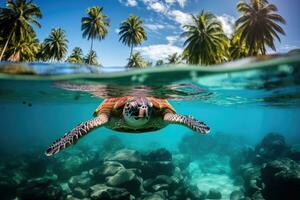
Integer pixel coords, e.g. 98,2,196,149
155,60,164,66
36,42,48,61
42,28,68,61
84,50,100,66
66,47,84,64
229,33,249,60
81,6,110,51
119,15,147,59
182,11,229,65
127,52,147,68
0,0,287,66
6,32,39,62
235,0,286,55
146,61,153,67
0,0,42,61
167,53,182,64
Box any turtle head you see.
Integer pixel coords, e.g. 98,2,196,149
123,97,153,127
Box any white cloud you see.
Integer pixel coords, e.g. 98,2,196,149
144,23,165,31
115,28,120,34
166,35,185,45
119,0,138,7
165,0,175,4
148,1,166,13
166,24,177,29
165,0,187,8
142,0,167,13
135,44,183,60
166,35,179,44
168,10,192,28
279,44,299,51
217,14,235,37
176,0,187,8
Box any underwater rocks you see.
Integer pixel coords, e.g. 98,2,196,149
142,191,167,200
106,168,143,196
90,184,132,200
254,133,288,163
143,175,178,192
105,149,142,168
1,135,272,200
141,148,172,161
230,133,300,200
0,170,27,199
140,160,174,179
17,177,64,200
91,148,207,199
207,188,222,199
287,144,300,161
172,184,206,200
69,171,92,189
229,190,245,200
172,153,191,170
47,147,203,200
52,149,99,181
140,148,174,178
89,161,125,182
261,158,300,200
106,148,174,179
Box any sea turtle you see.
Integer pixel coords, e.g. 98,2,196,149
45,96,210,156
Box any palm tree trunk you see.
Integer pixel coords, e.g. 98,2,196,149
90,39,94,52
0,28,14,61
130,44,133,59
89,39,94,64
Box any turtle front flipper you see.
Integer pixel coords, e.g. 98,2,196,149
163,112,210,134
45,114,109,156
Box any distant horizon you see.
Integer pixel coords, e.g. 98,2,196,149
1,0,299,67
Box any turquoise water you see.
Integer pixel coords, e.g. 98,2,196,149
0,55,300,200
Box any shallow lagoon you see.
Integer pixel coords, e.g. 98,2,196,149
0,56,300,200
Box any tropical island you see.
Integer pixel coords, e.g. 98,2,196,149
0,0,291,68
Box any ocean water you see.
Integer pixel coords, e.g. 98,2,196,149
0,55,300,200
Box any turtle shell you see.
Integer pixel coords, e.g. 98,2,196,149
93,96,176,117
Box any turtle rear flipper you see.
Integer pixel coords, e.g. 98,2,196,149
45,114,109,156
163,112,210,134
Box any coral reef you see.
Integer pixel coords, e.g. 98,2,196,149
0,145,205,199
0,133,299,200
230,133,300,200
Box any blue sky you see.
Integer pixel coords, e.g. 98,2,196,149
2,0,300,66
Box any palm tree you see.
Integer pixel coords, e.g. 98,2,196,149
0,0,42,61
229,33,249,60
167,53,182,64
84,50,99,66
81,6,109,55
43,28,68,61
146,61,153,67
6,32,39,62
235,0,286,55
127,52,146,68
119,15,147,59
66,47,84,64
36,42,49,61
155,60,164,66
182,11,228,65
